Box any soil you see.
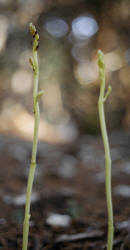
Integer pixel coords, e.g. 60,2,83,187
0,130,130,249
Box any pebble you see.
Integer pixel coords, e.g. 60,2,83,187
95,172,105,183
116,220,130,229
46,213,71,227
3,192,39,205
0,218,6,224
114,185,130,198
5,144,28,162
57,155,78,178
78,146,104,167
121,162,130,174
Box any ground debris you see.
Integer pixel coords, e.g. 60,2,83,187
55,229,104,243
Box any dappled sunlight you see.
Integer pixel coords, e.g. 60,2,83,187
19,50,32,70
74,60,98,85
0,101,77,143
119,67,130,90
12,107,58,142
0,102,54,141
42,80,66,123
0,15,8,51
0,0,130,142
11,70,32,95
104,50,123,72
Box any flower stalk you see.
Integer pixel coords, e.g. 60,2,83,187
98,50,114,250
22,23,43,250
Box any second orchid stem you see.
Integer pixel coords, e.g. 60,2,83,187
98,50,114,250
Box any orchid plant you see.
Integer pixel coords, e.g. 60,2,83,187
22,23,44,250
98,50,114,250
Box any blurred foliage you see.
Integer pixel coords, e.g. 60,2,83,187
0,0,130,142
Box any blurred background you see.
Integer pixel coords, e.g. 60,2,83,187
0,1,130,248
0,0,130,143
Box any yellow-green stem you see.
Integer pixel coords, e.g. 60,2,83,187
22,23,43,250
98,50,114,250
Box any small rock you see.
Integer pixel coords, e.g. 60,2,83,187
4,192,39,205
46,213,71,227
57,119,78,143
58,155,78,178
111,148,121,162
116,220,130,230
114,185,130,198
5,143,28,162
78,144,104,167
0,218,6,224
121,162,130,174
95,172,105,183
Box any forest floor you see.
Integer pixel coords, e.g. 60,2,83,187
0,130,130,249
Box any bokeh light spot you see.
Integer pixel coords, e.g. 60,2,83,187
75,61,98,85
11,70,32,94
44,17,68,38
72,15,98,40
104,51,123,72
